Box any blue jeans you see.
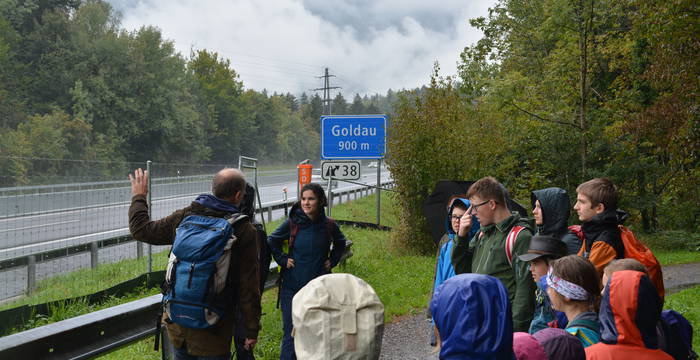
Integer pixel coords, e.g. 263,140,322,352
173,344,231,360
280,286,297,360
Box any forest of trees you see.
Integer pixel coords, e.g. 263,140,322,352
2,0,697,243
387,0,699,250
0,0,398,186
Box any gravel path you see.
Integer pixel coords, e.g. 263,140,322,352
379,262,700,360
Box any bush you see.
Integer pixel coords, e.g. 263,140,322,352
386,65,508,253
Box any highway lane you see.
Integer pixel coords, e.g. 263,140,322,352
0,169,297,218
0,168,390,300
0,168,390,259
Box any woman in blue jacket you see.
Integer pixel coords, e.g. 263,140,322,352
268,183,347,360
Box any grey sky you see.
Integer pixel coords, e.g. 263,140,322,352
109,0,496,96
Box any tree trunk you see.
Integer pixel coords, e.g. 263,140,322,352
577,0,592,180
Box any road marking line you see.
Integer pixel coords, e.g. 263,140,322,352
0,228,128,256
0,220,81,233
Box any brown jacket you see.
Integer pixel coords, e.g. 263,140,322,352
128,194,261,356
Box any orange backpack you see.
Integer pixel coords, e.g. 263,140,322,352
569,225,665,300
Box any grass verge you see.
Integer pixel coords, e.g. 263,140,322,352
103,225,434,359
5,190,433,359
1,253,169,311
637,230,700,266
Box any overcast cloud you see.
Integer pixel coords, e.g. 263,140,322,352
109,0,496,96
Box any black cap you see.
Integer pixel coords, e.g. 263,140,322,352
518,234,568,262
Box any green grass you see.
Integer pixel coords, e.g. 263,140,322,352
328,191,399,228
0,250,170,311
637,231,700,266
8,286,160,334
654,250,700,266
7,191,700,358
103,226,434,359
664,284,700,350
5,190,433,359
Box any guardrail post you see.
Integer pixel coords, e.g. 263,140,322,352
136,240,143,258
27,255,36,294
267,206,272,223
90,242,99,269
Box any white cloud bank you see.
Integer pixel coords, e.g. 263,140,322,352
112,0,496,96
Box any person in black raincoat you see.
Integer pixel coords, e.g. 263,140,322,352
531,187,581,255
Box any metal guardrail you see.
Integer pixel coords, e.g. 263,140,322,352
0,219,386,359
1,181,395,297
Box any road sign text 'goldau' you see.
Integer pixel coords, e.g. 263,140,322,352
321,115,386,159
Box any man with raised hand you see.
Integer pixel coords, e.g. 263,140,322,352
128,168,261,360
451,176,536,332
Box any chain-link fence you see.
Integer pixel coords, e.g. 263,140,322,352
0,156,389,312
1,157,149,304
0,156,305,306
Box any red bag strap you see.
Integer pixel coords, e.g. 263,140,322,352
289,220,299,250
289,217,336,251
506,226,525,267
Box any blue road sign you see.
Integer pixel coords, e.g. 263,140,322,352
321,115,386,159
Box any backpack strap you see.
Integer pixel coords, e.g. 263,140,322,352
326,217,336,243
289,220,299,251
505,226,525,267
226,213,248,226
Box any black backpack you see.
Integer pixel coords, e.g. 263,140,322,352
659,309,698,360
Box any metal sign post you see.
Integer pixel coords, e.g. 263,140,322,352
146,160,152,273
376,159,381,225
239,156,265,232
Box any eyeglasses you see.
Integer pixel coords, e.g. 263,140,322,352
468,200,491,214
450,214,463,221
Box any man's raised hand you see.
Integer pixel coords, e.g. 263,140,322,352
458,208,473,237
128,168,148,196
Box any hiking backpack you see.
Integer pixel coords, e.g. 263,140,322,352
292,273,384,360
659,310,699,360
162,213,247,329
569,224,665,299
477,225,527,268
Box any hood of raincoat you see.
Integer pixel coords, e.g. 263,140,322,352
430,274,514,360
531,187,571,235
599,270,661,348
194,194,240,214
444,196,480,241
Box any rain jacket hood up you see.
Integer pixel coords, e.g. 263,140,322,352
600,270,660,347
531,187,581,254
585,270,672,359
443,197,480,243
430,274,514,360
433,198,481,294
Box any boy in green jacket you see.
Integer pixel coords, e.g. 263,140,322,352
451,176,536,332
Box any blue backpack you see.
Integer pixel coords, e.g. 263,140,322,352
162,213,247,329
